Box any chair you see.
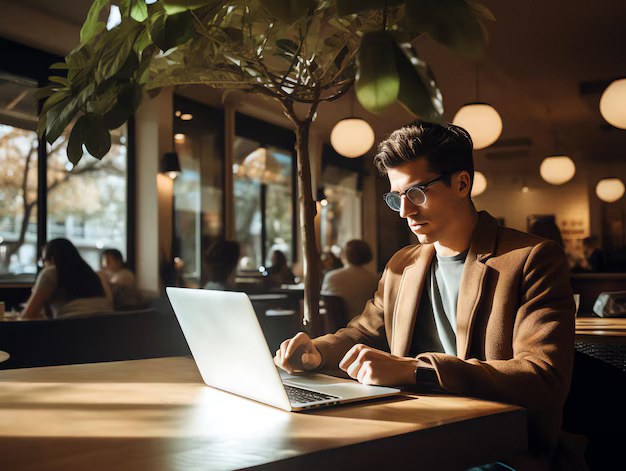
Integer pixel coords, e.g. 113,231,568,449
562,350,626,470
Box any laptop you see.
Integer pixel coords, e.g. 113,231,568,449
166,287,401,411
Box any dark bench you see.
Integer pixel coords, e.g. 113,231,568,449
0,303,191,370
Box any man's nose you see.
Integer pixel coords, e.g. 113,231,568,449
399,195,418,218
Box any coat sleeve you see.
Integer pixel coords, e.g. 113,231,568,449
313,265,390,369
416,241,575,454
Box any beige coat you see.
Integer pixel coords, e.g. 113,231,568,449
313,211,581,469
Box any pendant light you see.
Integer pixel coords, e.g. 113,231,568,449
471,171,487,196
596,178,625,203
600,78,626,129
452,64,502,150
539,115,575,185
330,91,375,158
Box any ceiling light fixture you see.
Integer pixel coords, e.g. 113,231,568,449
330,92,375,158
180,113,193,121
452,64,502,150
596,178,625,203
471,171,487,196
540,156,576,185
599,78,626,129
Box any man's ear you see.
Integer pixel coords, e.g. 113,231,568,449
457,171,471,196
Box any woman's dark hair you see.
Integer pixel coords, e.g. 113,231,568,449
271,250,288,269
43,238,105,301
205,239,240,282
345,239,373,266
102,248,124,266
374,121,474,191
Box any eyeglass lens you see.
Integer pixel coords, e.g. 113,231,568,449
385,187,426,211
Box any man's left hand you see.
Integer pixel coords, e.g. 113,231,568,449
339,344,417,386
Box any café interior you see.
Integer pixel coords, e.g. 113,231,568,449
0,1,625,470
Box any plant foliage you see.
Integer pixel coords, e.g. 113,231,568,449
37,0,493,163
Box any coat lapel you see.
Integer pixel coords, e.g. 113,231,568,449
456,211,498,359
391,244,434,356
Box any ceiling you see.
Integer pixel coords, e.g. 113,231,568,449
11,0,626,179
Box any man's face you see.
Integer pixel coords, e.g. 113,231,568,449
102,255,118,271
387,159,466,245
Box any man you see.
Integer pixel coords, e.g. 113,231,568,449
321,239,379,322
101,248,146,310
274,122,581,470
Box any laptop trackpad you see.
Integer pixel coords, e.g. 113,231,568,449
279,370,400,400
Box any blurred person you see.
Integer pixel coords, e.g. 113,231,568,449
203,239,240,291
528,216,564,247
265,250,296,288
101,248,147,309
321,239,379,322
579,236,604,272
321,250,343,275
20,238,113,320
274,122,579,470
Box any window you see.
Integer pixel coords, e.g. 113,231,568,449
234,114,296,272
172,96,224,287
46,125,128,270
0,74,39,280
234,140,294,270
0,39,133,282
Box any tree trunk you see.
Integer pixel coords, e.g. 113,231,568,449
294,120,322,338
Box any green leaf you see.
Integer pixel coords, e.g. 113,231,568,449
80,0,110,43
355,31,399,115
149,11,195,52
82,113,112,159
48,76,70,87
102,102,131,130
406,0,488,59
394,42,444,123
264,0,317,24
33,85,61,101
336,0,405,16
114,51,140,80
161,0,218,15
118,81,143,116
45,82,96,144
96,19,143,80
41,90,71,115
50,62,69,70
67,115,87,165
120,0,149,22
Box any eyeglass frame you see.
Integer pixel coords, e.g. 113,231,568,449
382,175,447,211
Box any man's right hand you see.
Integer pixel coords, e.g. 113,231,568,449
274,332,322,374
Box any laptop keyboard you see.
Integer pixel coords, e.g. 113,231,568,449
283,384,340,405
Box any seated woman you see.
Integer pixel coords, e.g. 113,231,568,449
203,239,240,291
265,250,296,289
20,238,113,320
101,248,147,310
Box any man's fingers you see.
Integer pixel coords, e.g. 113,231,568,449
339,344,365,370
285,332,310,359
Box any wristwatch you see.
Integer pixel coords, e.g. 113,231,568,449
414,365,438,384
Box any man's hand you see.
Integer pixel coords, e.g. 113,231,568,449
274,332,322,374
339,344,417,386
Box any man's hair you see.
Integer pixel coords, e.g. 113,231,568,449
102,248,124,264
373,121,474,190
345,239,373,266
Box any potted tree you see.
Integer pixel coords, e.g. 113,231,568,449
37,0,492,336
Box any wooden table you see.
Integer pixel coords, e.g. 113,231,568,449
0,357,527,471
576,317,626,344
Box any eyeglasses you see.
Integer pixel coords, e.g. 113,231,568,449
382,175,445,211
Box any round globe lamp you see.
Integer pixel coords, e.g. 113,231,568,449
330,118,375,158
539,156,576,185
471,171,487,197
596,178,625,203
452,103,502,150
600,78,626,129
